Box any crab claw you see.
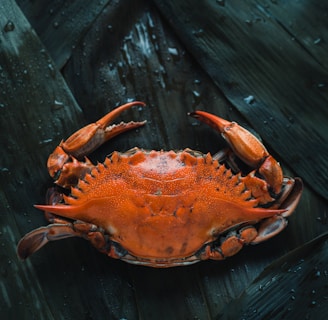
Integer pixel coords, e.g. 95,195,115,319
47,101,146,187
190,111,283,195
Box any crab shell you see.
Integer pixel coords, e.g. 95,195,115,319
31,148,291,266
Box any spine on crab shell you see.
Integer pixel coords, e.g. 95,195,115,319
34,204,84,221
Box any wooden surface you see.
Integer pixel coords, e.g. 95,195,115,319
1,0,327,319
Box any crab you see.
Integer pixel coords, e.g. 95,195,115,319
17,101,302,267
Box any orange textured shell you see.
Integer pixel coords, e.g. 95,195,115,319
41,148,281,260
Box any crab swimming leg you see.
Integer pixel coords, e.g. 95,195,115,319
17,185,120,260
17,220,111,260
48,101,146,188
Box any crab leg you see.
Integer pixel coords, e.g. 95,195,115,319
17,222,110,260
48,101,146,188
189,111,283,200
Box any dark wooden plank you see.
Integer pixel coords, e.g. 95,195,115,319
153,0,328,200
0,0,84,318
220,233,328,319
267,1,328,67
16,0,113,68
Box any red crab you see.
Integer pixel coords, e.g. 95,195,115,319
17,101,302,267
